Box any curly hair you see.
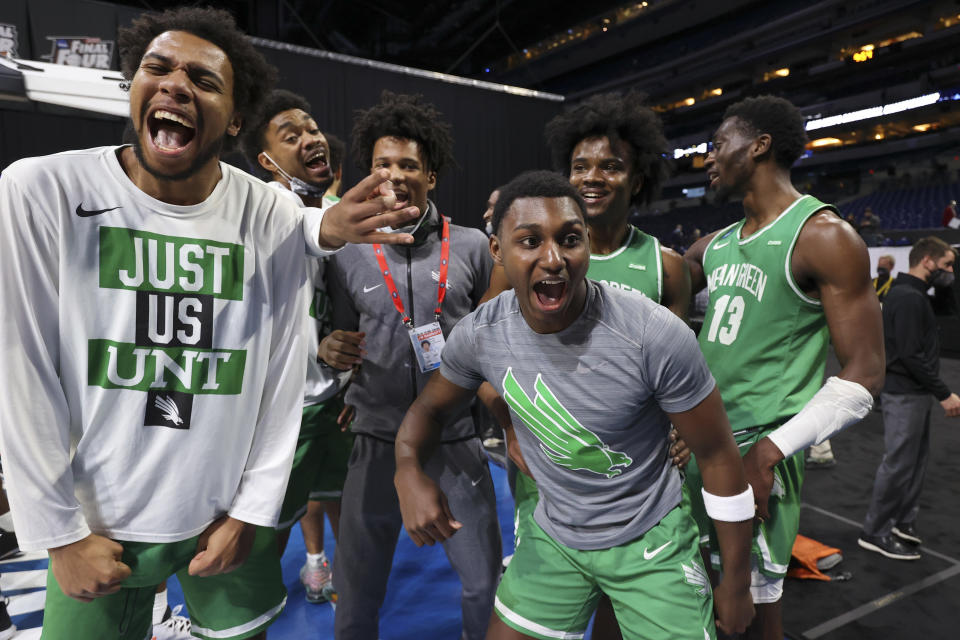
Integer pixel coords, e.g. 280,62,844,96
326,132,345,173
351,90,455,174
241,89,312,168
118,6,277,132
722,96,808,169
492,170,586,236
544,91,670,207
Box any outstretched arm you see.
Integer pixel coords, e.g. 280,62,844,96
745,212,883,516
395,372,478,546
668,387,754,636
309,170,421,251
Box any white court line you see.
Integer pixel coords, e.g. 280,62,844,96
801,503,960,564
0,570,45,592
799,502,960,638
0,551,47,565
803,563,960,638
7,590,45,616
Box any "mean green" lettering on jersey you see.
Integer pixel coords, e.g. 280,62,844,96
98,227,244,300
706,262,768,302
88,339,246,394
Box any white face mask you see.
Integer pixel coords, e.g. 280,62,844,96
262,152,327,199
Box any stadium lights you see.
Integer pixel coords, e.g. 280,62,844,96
805,92,941,131
810,137,842,147
674,142,708,159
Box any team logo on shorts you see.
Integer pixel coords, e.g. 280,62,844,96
682,559,711,598
501,368,633,478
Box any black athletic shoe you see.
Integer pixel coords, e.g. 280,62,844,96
858,533,921,560
0,529,19,561
0,597,16,640
892,523,922,545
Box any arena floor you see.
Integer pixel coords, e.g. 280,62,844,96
5,356,958,640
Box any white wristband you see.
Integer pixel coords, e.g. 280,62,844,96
767,376,873,459
701,485,755,522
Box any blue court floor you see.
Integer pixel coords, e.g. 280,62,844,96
1,462,517,639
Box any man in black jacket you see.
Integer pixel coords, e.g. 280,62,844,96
859,236,960,560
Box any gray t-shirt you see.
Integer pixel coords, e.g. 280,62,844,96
441,280,715,550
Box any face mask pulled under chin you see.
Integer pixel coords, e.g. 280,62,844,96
263,153,327,199
932,269,955,288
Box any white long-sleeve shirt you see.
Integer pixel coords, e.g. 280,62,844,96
0,146,327,550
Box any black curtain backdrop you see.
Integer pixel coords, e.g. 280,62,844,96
0,0,564,231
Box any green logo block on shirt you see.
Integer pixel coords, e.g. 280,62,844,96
88,339,246,394
502,368,632,478
98,227,245,300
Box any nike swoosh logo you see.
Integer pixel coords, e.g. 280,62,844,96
362,284,382,293
471,477,483,487
712,242,729,250
76,203,121,217
643,540,672,560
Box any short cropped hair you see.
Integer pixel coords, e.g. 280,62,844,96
723,95,808,169
492,170,586,235
351,90,455,174
544,91,670,207
909,236,955,267
119,6,277,132
242,89,311,168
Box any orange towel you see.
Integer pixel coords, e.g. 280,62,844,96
787,534,842,581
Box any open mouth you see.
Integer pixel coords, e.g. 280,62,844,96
393,189,410,206
707,172,719,187
532,279,567,311
580,189,608,205
148,108,196,154
303,149,330,178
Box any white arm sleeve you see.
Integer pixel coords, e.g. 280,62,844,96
228,219,311,526
767,376,874,459
302,206,344,257
0,173,91,550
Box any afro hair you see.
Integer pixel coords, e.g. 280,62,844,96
119,6,277,136
351,90,455,174
722,95,808,169
544,91,671,207
492,170,586,236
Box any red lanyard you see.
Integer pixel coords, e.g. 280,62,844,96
371,216,450,328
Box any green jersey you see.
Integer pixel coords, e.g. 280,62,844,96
587,225,663,303
699,195,836,430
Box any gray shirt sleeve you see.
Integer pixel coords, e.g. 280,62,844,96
438,311,484,390
641,305,716,413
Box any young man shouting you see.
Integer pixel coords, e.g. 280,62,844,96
396,170,755,640
0,8,415,640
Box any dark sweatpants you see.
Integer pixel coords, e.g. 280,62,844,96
333,434,502,640
862,392,932,537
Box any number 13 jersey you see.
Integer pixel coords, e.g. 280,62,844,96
698,195,835,430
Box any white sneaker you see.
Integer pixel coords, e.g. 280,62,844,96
152,604,192,640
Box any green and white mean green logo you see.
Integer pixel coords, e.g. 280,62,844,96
502,368,633,478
